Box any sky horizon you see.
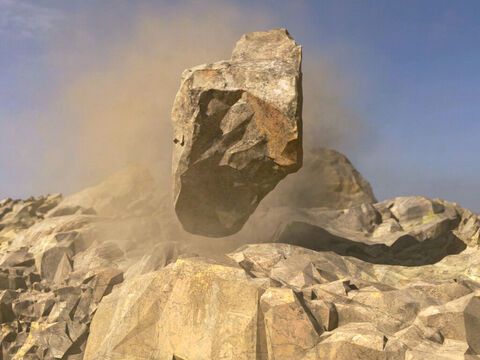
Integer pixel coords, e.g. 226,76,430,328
1,0,479,212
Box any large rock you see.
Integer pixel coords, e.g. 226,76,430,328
264,197,467,266
229,243,480,358
260,287,319,359
172,28,303,237
262,147,377,209
1,165,480,359
82,241,480,360
415,292,480,353
84,257,269,360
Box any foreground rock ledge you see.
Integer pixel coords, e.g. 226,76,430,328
171,28,303,237
1,167,480,359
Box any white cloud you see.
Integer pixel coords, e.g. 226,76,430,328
0,0,62,38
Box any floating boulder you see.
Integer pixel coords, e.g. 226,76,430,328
172,28,303,237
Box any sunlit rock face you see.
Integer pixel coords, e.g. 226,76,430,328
171,28,303,237
1,164,480,359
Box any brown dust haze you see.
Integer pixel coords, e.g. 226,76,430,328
33,2,365,198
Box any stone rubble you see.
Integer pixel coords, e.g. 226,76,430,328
1,28,480,360
0,164,479,359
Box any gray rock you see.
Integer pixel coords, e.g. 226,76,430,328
172,28,303,237
265,197,467,266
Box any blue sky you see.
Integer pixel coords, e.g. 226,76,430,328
0,0,479,212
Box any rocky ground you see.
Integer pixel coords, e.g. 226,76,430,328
0,149,479,359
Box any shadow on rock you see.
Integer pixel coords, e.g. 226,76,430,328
273,221,466,266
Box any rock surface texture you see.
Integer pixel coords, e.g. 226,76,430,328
171,28,303,237
2,29,480,360
0,163,480,359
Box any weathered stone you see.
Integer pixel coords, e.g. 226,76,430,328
0,247,35,268
12,298,35,320
0,195,62,242
123,241,185,280
72,241,124,273
85,267,123,303
44,286,82,323
387,197,449,225
36,193,62,214
13,321,73,360
32,293,55,318
9,213,96,265
304,323,404,360
0,270,27,291
84,257,268,360
307,299,338,331
47,299,78,323
35,246,73,283
72,288,95,323
3,146,480,360
47,205,96,217
270,209,465,266
172,28,303,237
260,287,319,359
452,203,480,246
52,252,73,284
269,254,338,291
416,292,480,353
394,323,473,359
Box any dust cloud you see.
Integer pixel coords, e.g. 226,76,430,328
33,1,365,198
37,2,269,195
26,1,372,253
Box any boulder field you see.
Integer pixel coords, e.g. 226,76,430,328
1,28,479,360
0,161,479,359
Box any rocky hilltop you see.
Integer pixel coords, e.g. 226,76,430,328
1,28,480,360
0,158,479,359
